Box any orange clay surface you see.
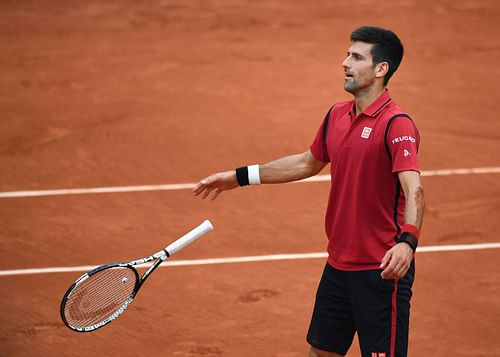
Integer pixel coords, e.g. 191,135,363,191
1,1,500,356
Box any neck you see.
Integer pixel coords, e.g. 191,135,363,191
353,85,386,116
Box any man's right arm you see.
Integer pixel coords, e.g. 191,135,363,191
192,149,327,200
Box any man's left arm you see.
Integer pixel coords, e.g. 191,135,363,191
380,170,425,279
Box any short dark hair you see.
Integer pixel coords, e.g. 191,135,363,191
351,26,404,85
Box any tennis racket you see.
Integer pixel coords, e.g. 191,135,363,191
60,220,214,332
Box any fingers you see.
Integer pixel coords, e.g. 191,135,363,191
380,251,392,269
381,258,409,279
192,175,224,200
195,183,220,200
382,262,402,280
193,175,211,195
193,176,213,196
200,186,213,199
193,171,238,200
381,243,414,280
211,188,222,200
199,187,221,200
381,252,409,280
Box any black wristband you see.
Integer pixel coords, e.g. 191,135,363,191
235,166,249,186
396,232,418,252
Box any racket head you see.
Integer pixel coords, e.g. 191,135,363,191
60,263,140,332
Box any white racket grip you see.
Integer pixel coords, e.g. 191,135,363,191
165,220,214,257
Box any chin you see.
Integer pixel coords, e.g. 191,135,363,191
343,84,357,94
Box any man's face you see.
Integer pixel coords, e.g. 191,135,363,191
342,41,378,94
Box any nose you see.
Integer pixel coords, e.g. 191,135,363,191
342,56,350,70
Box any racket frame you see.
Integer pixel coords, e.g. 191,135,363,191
60,220,213,332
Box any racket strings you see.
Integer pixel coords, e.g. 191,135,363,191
64,266,137,328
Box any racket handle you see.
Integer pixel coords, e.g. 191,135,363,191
165,220,214,257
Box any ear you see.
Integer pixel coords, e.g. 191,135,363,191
375,62,389,79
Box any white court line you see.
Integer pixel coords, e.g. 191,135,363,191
1,242,499,277
1,166,500,199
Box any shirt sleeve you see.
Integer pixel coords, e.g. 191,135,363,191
309,110,331,163
386,117,420,173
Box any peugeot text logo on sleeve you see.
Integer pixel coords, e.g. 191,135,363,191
392,135,416,144
361,127,373,139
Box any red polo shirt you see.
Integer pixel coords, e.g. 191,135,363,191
310,90,420,271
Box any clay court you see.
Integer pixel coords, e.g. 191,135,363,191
1,1,500,356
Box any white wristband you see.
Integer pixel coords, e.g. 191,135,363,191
248,164,261,185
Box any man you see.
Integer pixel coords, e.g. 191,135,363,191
193,26,424,357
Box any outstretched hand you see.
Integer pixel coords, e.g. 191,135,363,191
380,243,414,280
192,170,239,200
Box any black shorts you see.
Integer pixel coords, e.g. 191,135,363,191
306,262,415,357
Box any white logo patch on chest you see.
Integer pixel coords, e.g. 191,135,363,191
361,127,372,139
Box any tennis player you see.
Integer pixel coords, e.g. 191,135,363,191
193,26,424,357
